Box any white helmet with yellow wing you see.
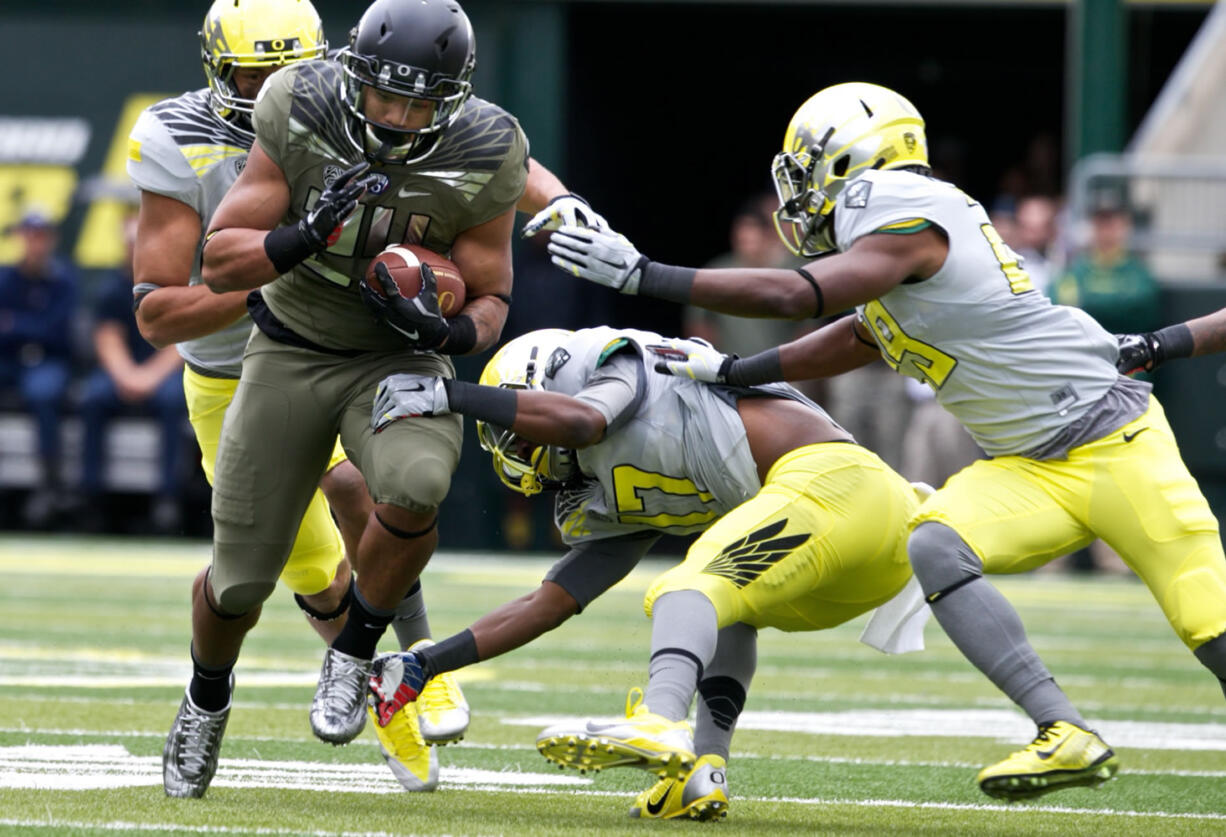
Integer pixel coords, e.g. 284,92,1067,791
477,329,578,497
200,0,327,132
771,82,928,257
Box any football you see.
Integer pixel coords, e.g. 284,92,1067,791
365,244,467,317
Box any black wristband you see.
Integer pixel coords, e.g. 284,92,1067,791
443,379,518,428
725,348,784,386
437,314,477,355
263,224,316,275
1153,323,1194,363
415,628,480,680
638,261,697,303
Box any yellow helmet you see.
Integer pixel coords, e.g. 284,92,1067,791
771,82,928,257
476,329,577,497
200,0,327,129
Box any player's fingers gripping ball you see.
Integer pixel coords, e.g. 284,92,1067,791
368,651,428,727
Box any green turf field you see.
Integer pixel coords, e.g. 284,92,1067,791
1,534,1224,835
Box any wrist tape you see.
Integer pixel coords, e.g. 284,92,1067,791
725,348,784,386
639,261,697,303
444,379,518,428
1154,323,1194,363
264,224,316,275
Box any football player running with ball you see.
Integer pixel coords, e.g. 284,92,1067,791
546,82,1226,801
154,0,604,798
366,326,931,820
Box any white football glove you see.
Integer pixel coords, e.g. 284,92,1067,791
647,339,733,383
372,373,449,432
547,224,646,294
521,194,609,238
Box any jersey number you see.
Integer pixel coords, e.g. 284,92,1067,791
301,187,433,287
612,464,721,529
861,300,957,389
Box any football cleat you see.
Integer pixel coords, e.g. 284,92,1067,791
410,640,470,744
629,754,729,821
978,720,1120,800
310,648,372,744
536,687,696,778
367,696,438,792
163,681,232,798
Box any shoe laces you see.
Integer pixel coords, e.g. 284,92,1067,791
419,671,463,715
175,703,225,773
625,686,646,718
321,651,369,711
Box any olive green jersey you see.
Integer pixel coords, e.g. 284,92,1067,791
253,61,528,351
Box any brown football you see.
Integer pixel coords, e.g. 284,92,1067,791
365,244,466,317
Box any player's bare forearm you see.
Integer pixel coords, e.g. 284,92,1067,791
449,294,508,355
508,389,607,448
517,158,568,216
777,314,882,380
469,582,579,662
136,283,251,348
1188,308,1226,357
200,228,283,292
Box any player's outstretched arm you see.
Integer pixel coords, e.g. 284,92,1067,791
518,158,608,237
132,190,251,348
372,371,607,447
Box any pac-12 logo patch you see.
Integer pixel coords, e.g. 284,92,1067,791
845,180,873,209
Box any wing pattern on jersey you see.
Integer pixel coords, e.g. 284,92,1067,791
150,90,249,150
701,519,808,588
287,62,360,162
424,98,521,173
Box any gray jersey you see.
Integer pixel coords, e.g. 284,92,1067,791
835,169,1128,456
126,88,253,378
544,327,836,546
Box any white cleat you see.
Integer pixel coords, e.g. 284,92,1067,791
310,648,371,744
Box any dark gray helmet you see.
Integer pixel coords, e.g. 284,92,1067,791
339,0,475,164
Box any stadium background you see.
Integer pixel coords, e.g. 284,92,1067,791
0,0,1219,550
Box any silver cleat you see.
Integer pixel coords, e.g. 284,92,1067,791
310,647,372,744
163,684,232,798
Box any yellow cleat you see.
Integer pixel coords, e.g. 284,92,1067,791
537,687,696,778
410,639,470,744
977,720,1119,801
629,754,729,821
368,698,438,792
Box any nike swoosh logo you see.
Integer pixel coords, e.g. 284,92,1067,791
645,786,673,816
1035,744,1062,760
402,384,425,392
1123,427,1149,443
398,187,430,198
583,721,622,734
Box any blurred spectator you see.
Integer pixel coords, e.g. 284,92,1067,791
76,212,187,533
1013,194,1059,294
1049,189,1162,336
901,378,985,490
684,193,810,356
0,210,78,527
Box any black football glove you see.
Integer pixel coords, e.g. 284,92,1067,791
359,260,451,349
299,161,374,252
1116,332,1161,374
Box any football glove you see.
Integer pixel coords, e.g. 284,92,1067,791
372,373,449,432
649,339,735,383
300,161,374,251
368,650,428,728
547,224,647,294
521,193,609,238
360,261,451,349
1116,332,1161,374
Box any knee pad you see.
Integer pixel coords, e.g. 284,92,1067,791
215,579,277,616
369,455,453,511
908,521,984,600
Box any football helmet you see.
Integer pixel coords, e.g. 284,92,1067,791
338,0,476,165
200,0,327,134
771,82,929,257
477,329,578,497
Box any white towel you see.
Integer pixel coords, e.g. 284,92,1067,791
858,575,931,655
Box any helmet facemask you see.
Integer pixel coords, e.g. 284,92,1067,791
199,0,327,137
476,329,578,497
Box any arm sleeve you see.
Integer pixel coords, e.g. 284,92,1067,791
544,532,661,612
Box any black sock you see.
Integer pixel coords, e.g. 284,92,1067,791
188,645,235,712
331,584,395,660
415,629,479,681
